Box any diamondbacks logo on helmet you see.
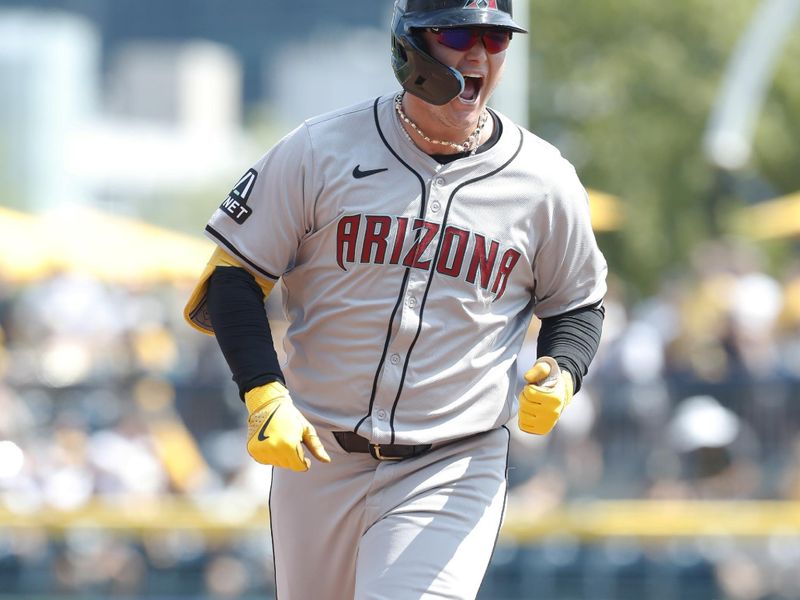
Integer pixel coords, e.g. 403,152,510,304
464,0,497,9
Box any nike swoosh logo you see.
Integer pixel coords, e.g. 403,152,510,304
257,406,280,441
353,165,388,179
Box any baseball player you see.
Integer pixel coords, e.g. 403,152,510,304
184,0,607,598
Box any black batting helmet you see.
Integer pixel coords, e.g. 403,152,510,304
391,0,527,105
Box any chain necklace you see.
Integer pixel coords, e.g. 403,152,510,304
394,93,488,155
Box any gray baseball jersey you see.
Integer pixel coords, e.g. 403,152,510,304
200,93,606,445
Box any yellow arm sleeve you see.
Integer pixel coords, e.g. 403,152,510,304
183,247,275,335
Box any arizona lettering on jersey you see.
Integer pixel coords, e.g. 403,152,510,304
336,213,521,300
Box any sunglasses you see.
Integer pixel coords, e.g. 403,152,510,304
430,27,512,55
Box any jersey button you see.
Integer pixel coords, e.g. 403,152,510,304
434,177,445,186
406,296,417,308
390,353,401,365
430,201,441,213
376,409,388,421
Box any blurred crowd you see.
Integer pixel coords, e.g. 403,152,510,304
511,238,800,504
1,238,799,599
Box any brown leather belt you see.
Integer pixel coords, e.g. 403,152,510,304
333,431,433,461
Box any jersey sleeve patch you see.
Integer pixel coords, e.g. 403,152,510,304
219,168,258,224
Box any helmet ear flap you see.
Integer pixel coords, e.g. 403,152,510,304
401,37,464,105
391,23,465,105
391,31,408,63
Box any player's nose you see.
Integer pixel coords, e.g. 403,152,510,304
464,37,490,62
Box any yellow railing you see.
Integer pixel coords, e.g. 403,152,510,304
3,498,800,541
502,501,800,541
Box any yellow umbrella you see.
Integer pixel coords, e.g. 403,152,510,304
4,194,621,287
38,206,214,285
587,188,625,231
731,191,800,240
0,205,56,282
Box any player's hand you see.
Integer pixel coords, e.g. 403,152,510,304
518,356,574,435
245,382,331,471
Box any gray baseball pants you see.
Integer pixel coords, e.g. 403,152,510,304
268,426,510,600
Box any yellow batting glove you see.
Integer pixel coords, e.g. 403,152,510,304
245,382,331,472
518,356,574,435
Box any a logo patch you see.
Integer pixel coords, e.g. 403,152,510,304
353,165,389,179
257,406,281,441
220,168,257,224
464,0,497,9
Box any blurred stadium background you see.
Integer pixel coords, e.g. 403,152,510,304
1,0,800,599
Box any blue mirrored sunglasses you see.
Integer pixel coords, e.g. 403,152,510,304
430,27,512,54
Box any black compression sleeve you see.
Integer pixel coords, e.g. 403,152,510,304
536,303,605,394
205,266,285,400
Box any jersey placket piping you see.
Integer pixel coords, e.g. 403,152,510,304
376,173,446,442
354,97,429,440
386,132,526,443
358,99,526,444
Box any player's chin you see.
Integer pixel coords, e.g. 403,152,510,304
448,97,481,122
448,100,486,130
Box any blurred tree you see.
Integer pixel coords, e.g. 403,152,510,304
527,0,800,293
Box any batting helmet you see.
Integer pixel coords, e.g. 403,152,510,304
391,0,527,105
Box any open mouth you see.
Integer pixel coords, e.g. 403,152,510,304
459,75,484,104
